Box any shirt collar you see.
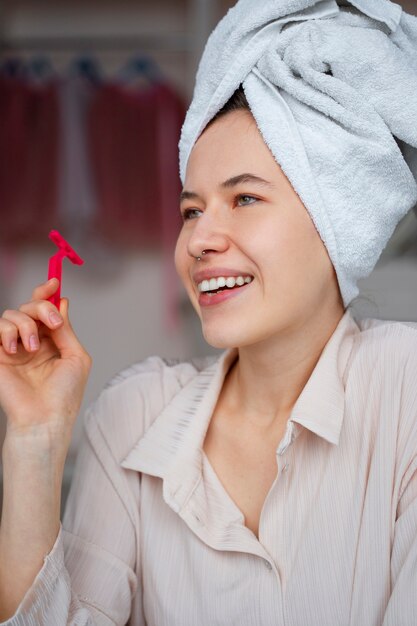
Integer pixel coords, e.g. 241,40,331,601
288,308,358,446
120,308,359,508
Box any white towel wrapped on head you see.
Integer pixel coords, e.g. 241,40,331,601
179,0,417,307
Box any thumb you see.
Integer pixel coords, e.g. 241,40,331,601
50,297,86,357
59,296,69,318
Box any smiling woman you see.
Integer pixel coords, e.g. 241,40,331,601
175,99,344,355
173,86,348,546
2,1,417,625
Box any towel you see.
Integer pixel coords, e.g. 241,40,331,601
178,0,417,308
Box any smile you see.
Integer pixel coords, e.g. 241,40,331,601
198,276,254,307
197,275,253,294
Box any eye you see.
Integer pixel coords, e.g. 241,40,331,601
236,194,258,206
181,194,258,221
181,208,203,221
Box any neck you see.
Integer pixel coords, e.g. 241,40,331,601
223,304,346,430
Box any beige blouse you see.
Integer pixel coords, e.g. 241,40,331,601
2,308,417,626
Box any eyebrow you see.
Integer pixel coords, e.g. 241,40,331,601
179,173,275,203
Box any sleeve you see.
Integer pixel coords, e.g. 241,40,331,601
0,404,142,626
381,457,417,625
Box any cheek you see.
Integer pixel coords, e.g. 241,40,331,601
282,215,333,290
245,215,295,266
249,212,325,286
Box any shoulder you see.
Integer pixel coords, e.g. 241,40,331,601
349,316,417,396
351,316,417,367
83,354,218,461
349,316,417,457
103,354,216,392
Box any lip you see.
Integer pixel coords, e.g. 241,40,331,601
193,267,254,286
198,278,253,308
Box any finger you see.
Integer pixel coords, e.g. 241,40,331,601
51,298,91,367
31,277,60,302
0,318,18,354
2,310,40,352
19,299,64,331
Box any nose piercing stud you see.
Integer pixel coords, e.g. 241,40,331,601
197,251,207,261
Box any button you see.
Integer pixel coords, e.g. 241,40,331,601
264,559,273,571
190,511,204,526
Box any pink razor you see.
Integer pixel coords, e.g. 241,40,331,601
47,230,84,308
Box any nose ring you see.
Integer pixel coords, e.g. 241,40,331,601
196,251,207,261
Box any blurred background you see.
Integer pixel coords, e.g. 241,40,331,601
0,0,417,515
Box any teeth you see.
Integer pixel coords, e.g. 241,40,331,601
197,275,253,293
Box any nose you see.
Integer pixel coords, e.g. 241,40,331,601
186,208,230,261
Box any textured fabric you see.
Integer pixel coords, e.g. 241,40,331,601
3,308,417,625
57,76,98,238
87,80,186,331
88,81,184,249
178,0,417,308
0,76,59,244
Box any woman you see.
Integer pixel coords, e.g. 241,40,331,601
1,1,417,624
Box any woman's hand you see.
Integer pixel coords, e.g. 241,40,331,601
0,279,92,620
0,278,92,445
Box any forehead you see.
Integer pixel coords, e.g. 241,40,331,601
184,110,281,187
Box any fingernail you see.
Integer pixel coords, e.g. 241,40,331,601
49,311,63,326
29,335,39,351
9,340,17,354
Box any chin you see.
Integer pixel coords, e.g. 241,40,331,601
201,325,240,350
201,321,260,350
201,315,285,351
202,333,236,350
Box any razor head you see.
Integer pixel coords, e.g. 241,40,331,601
49,230,84,266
